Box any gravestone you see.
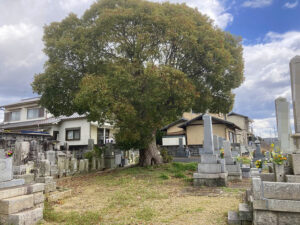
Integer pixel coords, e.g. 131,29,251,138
0,156,13,183
84,159,89,172
218,137,224,150
175,138,189,157
0,149,25,189
290,56,300,174
91,157,96,171
275,97,293,153
224,141,242,181
105,143,116,169
14,141,30,166
46,151,56,165
193,114,228,187
213,135,220,155
39,160,50,177
203,115,214,154
69,158,78,174
79,159,85,172
57,152,66,177
224,141,234,165
253,140,264,162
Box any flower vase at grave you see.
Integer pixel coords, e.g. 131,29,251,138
274,163,285,182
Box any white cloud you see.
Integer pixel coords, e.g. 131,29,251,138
233,31,300,137
253,117,277,138
284,1,299,8
59,0,96,12
0,23,44,68
242,0,273,8
151,0,233,29
0,0,95,117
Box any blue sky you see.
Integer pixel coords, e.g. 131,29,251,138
0,0,300,137
227,0,300,43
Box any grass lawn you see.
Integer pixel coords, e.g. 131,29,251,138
42,163,250,225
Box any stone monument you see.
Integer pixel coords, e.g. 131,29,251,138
290,56,300,175
223,141,242,181
193,114,228,187
175,137,189,157
253,140,264,162
275,97,293,153
213,135,220,155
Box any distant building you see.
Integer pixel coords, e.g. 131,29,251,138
161,112,241,150
0,97,115,150
227,112,254,146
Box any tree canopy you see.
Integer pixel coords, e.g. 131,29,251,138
32,0,244,165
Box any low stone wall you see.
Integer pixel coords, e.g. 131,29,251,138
0,183,45,225
252,177,300,225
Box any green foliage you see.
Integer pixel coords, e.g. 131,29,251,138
84,151,94,161
84,145,105,162
160,148,173,163
32,0,244,156
159,173,170,180
174,172,186,178
94,145,105,158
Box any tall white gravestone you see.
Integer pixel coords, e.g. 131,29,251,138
275,97,293,153
290,56,300,174
203,114,214,154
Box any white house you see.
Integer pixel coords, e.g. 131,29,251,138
0,97,115,149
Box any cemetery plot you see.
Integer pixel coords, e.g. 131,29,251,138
42,163,251,225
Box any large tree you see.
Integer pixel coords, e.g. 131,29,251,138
32,0,244,166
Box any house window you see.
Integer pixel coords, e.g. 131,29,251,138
27,108,44,119
66,128,80,141
4,111,21,122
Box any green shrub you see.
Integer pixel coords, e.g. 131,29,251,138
84,151,94,162
160,148,173,163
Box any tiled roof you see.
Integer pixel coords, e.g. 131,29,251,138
179,114,242,130
0,113,86,129
0,97,41,108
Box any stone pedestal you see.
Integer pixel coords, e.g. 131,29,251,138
193,115,228,187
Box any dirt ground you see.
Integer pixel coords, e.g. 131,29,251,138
42,164,251,225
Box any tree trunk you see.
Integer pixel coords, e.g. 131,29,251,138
139,136,162,167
